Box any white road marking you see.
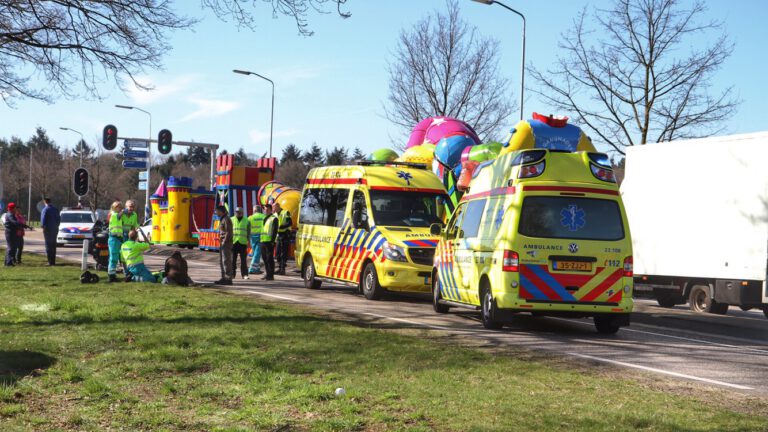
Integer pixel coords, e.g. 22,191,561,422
550,317,768,355
244,289,757,391
566,352,754,390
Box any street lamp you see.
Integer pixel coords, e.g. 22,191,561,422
115,104,152,222
472,0,526,120
233,69,275,158
59,127,85,166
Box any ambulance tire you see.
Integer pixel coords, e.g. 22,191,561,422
480,283,503,330
361,263,384,300
302,256,322,290
432,271,449,314
594,315,621,335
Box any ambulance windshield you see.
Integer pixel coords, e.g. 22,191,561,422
369,190,446,227
518,196,625,241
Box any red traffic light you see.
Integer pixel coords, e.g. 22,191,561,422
73,167,90,196
103,124,118,150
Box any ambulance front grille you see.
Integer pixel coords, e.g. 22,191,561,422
408,248,435,266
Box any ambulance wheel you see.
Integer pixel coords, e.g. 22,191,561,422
480,283,503,330
302,257,322,290
432,271,449,314
594,315,621,334
361,263,384,300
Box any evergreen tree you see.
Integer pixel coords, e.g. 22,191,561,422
72,139,95,162
233,147,251,165
27,127,59,153
183,146,210,167
325,146,348,165
280,143,302,164
351,147,365,162
302,143,325,166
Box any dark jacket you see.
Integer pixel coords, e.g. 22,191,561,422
3,211,22,234
164,251,192,286
41,205,61,232
218,214,233,248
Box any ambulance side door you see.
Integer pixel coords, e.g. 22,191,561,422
455,199,487,302
440,202,466,303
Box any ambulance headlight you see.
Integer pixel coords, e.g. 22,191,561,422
383,242,407,262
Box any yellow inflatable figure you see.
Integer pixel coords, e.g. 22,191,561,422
395,144,435,166
499,113,596,156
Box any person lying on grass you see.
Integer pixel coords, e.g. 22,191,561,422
120,229,159,283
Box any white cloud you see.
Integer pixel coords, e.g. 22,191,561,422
248,128,298,144
179,98,241,122
127,74,198,105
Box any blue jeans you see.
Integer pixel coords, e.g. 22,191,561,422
108,236,122,275
128,263,157,283
249,234,262,272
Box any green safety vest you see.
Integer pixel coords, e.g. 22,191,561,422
109,212,123,237
121,212,139,235
248,213,265,235
261,215,277,243
120,240,149,266
277,209,292,234
232,216,250,245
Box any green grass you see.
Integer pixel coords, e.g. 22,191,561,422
0,253,766,431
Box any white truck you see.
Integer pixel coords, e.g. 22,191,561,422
621,132,768,318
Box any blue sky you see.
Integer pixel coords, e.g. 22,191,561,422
2,0,766,158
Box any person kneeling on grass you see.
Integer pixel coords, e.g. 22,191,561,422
120,230,158,283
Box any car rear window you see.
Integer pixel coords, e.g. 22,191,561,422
518,196,625,241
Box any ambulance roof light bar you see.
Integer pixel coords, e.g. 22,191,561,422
357,161,428,170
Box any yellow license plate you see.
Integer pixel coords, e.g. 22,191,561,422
553,261,592,272
100,251,109,257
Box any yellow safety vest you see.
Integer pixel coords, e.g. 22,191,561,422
121,212,139,235
109,212,123,237
248,213,265,235
232,216,250,245
277,210,292,234
120,240,149,266
262,215,277,243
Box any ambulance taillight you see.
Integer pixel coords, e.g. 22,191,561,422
502,250,519,272
590,164,616,183
623,256,633,277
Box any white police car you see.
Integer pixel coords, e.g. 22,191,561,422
57,209,97,246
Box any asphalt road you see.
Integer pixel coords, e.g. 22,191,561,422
9,232,768,397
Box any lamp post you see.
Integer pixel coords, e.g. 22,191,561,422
233,69,275,158
472,0,526,120
115,104,152,222
59,127,85,167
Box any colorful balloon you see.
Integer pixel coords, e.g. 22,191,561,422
405,117,434,149
369,148,399,162
396,145,434,166
434,134,476,170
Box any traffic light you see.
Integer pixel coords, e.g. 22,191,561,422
158,129,172,154
73,167,90,197
103,124,118,150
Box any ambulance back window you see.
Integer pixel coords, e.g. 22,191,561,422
518,196,624,241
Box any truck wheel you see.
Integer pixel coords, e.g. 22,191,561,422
480,283,503,330
594,315,621,334
302,257,322,289
432,271,449,314
361,263,384,300
688,284,728,314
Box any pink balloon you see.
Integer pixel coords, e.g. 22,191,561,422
406,117,434,149
424,117,480,145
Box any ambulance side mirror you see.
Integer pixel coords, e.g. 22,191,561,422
429,223,442,236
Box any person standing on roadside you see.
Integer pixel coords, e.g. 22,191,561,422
3,203,25,267
260,205,278,281
248,205,265,275
231,207,251,280
274,202,292,275
121,200,139,239
107,201,124,282
215,206,234,285
40,198,61,266
13,206,30,264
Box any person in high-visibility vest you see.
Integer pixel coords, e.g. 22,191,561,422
260,205,278,281
231,207,251,280
107,200,124,282
121,199,140,238
274,202,292,275
120,229,158,283
248,205,265,275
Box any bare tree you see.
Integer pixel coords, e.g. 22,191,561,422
0,0,350,106
385,0,514,143
528,0,739,154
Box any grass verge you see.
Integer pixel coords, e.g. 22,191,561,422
0,253,766,431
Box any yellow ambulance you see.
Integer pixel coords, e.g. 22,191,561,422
431,149,634,333
296,162,449,300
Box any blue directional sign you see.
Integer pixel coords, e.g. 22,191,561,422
124,139,149,148
123,149,148,159
122,160,148,169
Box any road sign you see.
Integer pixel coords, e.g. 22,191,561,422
123,149,148,159
138,181,148,191
122,160,147,169
138,171,148,181
124,139,149,148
